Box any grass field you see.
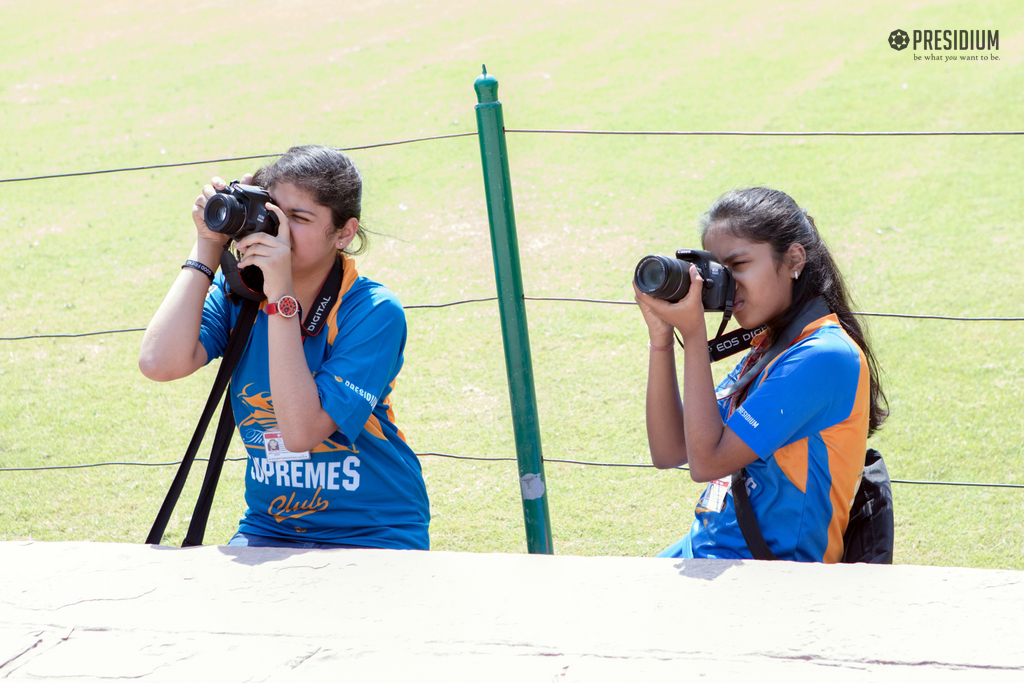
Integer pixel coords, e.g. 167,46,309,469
1,0,1022,568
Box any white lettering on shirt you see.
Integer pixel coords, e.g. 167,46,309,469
250,457,361,493
337,376,379,410
343,456,361,491
275,461,291,487
306,461,325,489
736,406,760,429
328,461,341,490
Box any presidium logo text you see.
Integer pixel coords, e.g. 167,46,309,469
889,28,1001,61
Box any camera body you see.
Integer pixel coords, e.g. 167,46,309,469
204,182,280,241
634,249,733,311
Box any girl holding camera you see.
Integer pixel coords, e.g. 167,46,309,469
139,145,429,550
634,187,886,562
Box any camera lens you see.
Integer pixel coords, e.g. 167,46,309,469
204,193,245,236
634,254,691,302
636,258,667,290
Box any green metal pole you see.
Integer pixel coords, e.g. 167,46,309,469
473,66,554,555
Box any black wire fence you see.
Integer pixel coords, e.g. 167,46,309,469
3,296,1023,343
3,128,1022,185
2,128,1022,495
2,454,1023,490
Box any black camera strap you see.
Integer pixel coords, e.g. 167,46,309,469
707,325,769,363
301,256,343,338
713,274,736,340
676,275,749,360
221,247,266,302
145,297,259,546
715,296,831,402
182,392,236,547
220,248,344,337
705,276,774,363
704,275,754,363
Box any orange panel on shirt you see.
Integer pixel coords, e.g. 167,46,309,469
774,438,809,494
754,314,870,564
823,344,872,564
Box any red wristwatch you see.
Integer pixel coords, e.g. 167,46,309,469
265,295,300,318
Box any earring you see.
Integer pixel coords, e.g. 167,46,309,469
793,271,800,280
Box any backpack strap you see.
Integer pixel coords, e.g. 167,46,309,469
731,469,777,560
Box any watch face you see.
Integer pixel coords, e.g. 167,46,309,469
277,296,299,318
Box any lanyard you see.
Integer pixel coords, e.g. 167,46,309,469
301,256,344,338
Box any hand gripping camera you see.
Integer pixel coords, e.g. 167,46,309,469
203,182,280,241
633,249,733,311
203,182,281,301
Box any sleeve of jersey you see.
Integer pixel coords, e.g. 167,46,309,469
314,292,407,447
725,334,861,459
196,276,232,365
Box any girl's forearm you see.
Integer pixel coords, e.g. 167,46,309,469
266,315,339,453
645,347,688,468
138,241,221,381
681,334,727,481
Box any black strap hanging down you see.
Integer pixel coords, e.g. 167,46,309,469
712,275,737,340
145,297,259,546
181,395,236,547
731,469,777,560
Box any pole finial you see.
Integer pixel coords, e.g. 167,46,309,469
474,66,499,104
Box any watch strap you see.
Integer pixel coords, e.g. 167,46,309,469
266,295,300,318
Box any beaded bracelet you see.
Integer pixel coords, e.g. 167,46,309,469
182,259,214,281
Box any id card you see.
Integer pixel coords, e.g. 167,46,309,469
264,430,310,462
697,477,733,513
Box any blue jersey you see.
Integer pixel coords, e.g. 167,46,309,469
198,256,430,549
686,314,869,562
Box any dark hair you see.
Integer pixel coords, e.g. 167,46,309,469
253,145,369,255
700,187,888,435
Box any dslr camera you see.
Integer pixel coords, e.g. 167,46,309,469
204,182,280,241
634,249,733,311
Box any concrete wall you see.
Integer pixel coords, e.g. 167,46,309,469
2,541,1022,681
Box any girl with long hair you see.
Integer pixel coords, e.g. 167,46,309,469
635,187,886,562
